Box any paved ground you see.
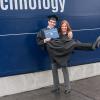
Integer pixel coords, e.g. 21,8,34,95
1,75,100,100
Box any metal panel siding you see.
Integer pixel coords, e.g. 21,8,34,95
0,0,100,76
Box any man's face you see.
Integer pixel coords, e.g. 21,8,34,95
48,19,56,28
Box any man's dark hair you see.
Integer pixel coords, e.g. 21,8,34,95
48,15,59,21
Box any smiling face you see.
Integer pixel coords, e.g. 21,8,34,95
59,20,72,35
48,19,56,29
61,23,68,34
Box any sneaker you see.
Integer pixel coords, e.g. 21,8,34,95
92,36,100,50
64,89,71,94
51,88,60,93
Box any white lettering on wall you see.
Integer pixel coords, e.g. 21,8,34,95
24,0,28,10
29,0,36,10
59,0,65,12
43,0,50,9
38,0,42,9
0,0,8,10
0,0,65,13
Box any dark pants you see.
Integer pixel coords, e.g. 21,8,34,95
51,62,71,90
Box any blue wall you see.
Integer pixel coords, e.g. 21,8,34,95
0,0,100,77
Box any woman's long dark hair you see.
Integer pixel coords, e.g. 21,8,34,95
58,20,72,34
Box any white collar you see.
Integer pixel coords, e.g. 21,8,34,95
47,26,54,29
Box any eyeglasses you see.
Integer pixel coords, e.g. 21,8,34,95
49,20,56,24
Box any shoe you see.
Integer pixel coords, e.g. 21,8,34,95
97,41,100,48
64,89,71,94
51,88,60,93
92,36,100,50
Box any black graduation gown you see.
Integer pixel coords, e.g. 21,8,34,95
46,36,77,67
37,30,93,67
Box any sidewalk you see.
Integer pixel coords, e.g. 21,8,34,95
0,75,100,100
